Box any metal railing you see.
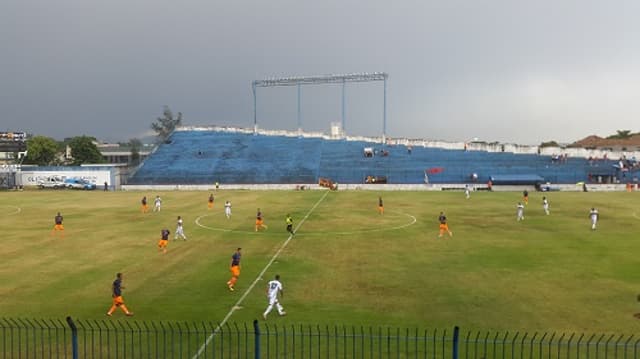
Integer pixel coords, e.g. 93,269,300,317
2,317,639,358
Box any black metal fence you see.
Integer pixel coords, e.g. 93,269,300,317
2,317,639,358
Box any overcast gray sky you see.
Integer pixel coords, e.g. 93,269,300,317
2,0,639,145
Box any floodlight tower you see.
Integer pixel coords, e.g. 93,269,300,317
252,72,388,141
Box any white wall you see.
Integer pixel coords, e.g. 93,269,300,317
20,170,112,187
121,183,632,192
179,125,640,159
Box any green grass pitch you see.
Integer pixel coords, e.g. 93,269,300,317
1,189,640,333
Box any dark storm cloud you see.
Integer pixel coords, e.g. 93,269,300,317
1,0,639,144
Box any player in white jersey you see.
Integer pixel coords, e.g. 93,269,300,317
516,202,525,221
464,184,471,199
175,216,187,240
153,195,162,212
263,274,286,319
542,197,550,215
589,208,599,230
224,200,232,219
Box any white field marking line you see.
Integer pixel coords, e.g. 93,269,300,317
2,205,22,215
195,213,261,234
633,212,640,220
298,210,417,236
196,210,416,236
192,190,329,359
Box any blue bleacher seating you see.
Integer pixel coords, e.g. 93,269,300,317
128,131,634,185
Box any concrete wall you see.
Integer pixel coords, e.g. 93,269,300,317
121,183,632,192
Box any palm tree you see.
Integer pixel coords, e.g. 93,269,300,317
606,130,633,139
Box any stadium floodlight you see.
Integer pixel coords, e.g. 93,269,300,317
253,72,388,88
252,73,389,141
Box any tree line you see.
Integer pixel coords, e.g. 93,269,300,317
22,106,182,166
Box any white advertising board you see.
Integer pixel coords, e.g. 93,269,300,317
20,170,112,186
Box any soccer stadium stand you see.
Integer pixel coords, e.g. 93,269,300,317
128,129,638,185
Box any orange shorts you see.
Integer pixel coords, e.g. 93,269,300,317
230,265,240,277
439,223,449,231
208,202,213,209
158,239,168,248
142,204,149,211
53,224,64,231
112,296,124,306
256,219,263,226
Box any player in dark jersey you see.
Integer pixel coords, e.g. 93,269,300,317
52,212,64,237
208,194,214,210
227,248,242,291
523,190,529,205
378,197,384,215
107,273,133,317
255,208,267,231
141,196,148,213
438,211,453,238
158,228,170,254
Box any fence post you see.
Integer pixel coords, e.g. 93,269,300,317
66,316,78,359
253,319,261,359
452,326,460,359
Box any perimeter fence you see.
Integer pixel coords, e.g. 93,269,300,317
2,317,639,358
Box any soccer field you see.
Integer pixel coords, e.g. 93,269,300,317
1,189,640,333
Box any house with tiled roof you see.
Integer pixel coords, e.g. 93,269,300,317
569,134,640,151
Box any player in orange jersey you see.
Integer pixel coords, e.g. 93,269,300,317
378,196,384,215
438,211,453,238
227,248,242,291
52,212,64,238
255,208,267,231
106,273,134,317
158,228,170,254
141,196,149,213
208,193,214,210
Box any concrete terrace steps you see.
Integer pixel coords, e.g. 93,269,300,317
128,130,631,185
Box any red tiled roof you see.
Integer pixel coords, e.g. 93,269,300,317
569,134,640,148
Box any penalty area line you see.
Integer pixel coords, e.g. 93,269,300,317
192,190,329,359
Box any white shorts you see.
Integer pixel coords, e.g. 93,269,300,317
268,296,279,306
